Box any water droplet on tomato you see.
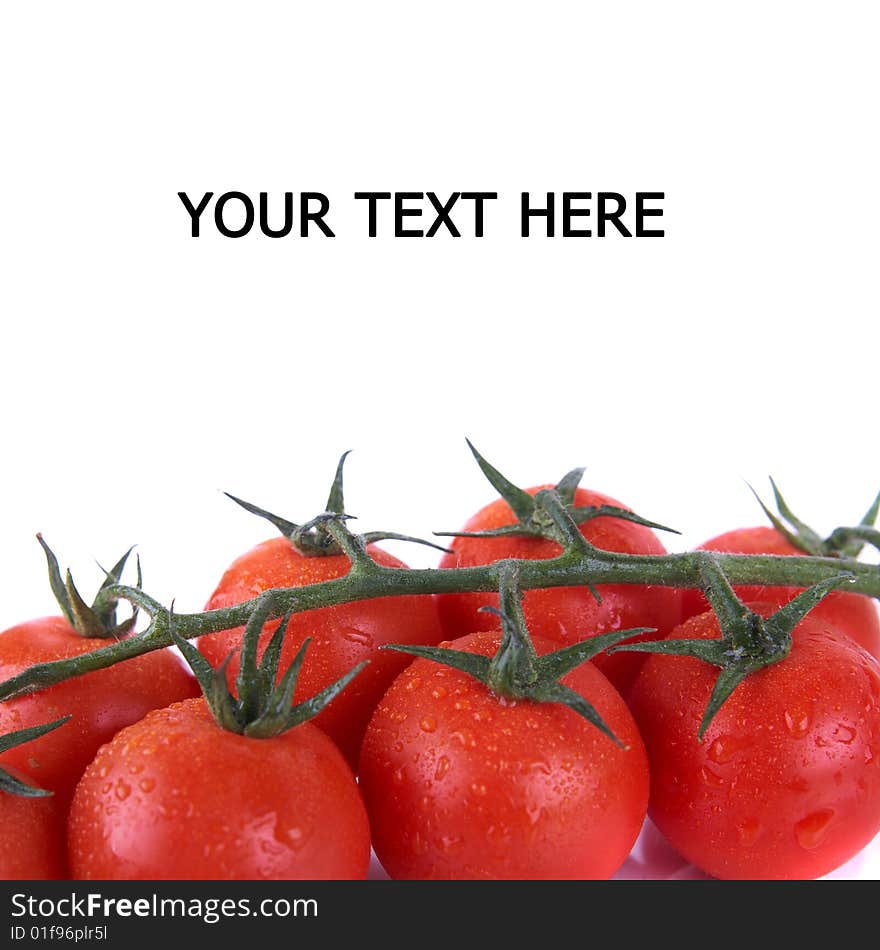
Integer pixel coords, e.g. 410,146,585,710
418,795,432,812
138,778,155,793
451,729,477,749
392,767,406,786
27,757,40,770
736,818,762,846
784,708,811,738
419,717,437,733
114,781,131,801
439,835,463,854
453,699,471,712
833,724,856,745
431,686,447,700
699,765,726,789
486,823,510,849
404,677,422,692
434,756,450,781
707,734,752,764
341,628,372,647
286,827,309,851
470,782,487,797
411,831,428,856
795,809,835,849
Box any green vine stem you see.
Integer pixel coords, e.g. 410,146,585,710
1,485,878,703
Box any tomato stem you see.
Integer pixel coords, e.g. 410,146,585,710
385,562,645,746
3,452,879,706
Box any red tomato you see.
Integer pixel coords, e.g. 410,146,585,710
359,630,649,879
200,538,444,766
0,770,67,879
681,526,880,659
0,616,199,806
68,697,371,880
629,606,880,879
436,487,682,695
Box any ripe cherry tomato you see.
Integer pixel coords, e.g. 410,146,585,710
0,770,66,879
68,697,371,880
681,526,880,658
436,487,682,695
359,630,649,879
629,606,880,879
200,538,444,766
0,617,198,805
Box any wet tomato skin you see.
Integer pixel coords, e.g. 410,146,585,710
359,630,649,880
0,767,67,879
681,526,880,659
629,606,880,880
436,487,682,696
200,539,444,767
68,697,371,880
0,617,199,806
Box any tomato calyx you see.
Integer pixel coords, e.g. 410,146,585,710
434,440,679,547
0,717,71,797
226,451,450,559
36,534,143,639
384,562,650,747
752,478,880,560
612,555,858,738
170,595,367,738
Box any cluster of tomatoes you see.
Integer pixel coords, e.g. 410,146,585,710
1,473,879,881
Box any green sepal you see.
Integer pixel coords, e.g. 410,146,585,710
236,597,277,721
361,531,452,555
611,572,856,739
170,623,244,732
568,505,680,536
246,637,311,735
751,479,880,560
223,493,300,539
554,467,586,507
325,451,351,514
825,525,880,559
382,563,631,745
171,600,368,739
65,571,110,639
227,452,449,559
435,504,679,542
94,549,141,633
529,680,625,748
465,439,536,523
0,716,71,798
257,612,292,688
382,643,493,682
37,535,141,639
438,445,679,545
247,659,369,738
37,534,75,627
536,628,654,681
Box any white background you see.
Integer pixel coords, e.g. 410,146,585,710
1,2,878,878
